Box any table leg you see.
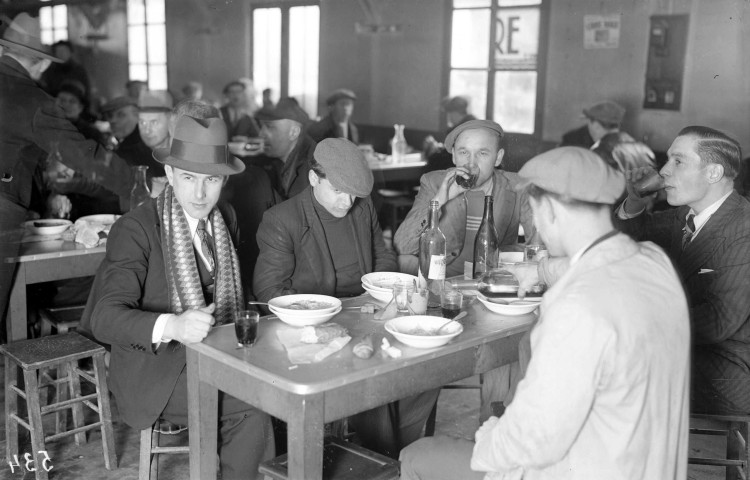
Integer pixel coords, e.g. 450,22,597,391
8,265,27,342
286,394,325,480
187,349,218,480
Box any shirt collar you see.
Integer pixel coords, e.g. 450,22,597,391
688,190,732,238
183,209,210,236
569,238,596,266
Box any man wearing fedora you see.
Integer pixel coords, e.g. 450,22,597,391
0,13,133,339
82,116,274,479
308,88,359,144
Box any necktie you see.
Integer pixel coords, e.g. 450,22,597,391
682,213,696,250
197,219,215,274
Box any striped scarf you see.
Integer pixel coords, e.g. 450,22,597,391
157,185,243,325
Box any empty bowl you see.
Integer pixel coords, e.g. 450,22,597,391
23,219,72,236
385,315,463,349
361,272,417,291
476,294,541,316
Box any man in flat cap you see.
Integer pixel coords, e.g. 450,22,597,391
559,100,626,149
82,115,274,479
308,88,359,144
423,95,478,172
256,97,316,199
399,147,690,480
220,80,261,140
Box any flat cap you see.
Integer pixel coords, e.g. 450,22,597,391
138,90,174,113
256,98,309,125
314,138,373,198
517,147,625,204
326,88,357,106
441,95,469,113
583,101,625,126
444,119,504,151
101,96,138,114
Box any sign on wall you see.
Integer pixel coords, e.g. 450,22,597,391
583,14,620,49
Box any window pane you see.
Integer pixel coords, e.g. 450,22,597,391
498,0,541,6
289,6,319,117
40,7,53,28
253,8,282,104
147,24,167,64
454,0,490,7
54,28,68,42
41,30,54,45
148,64,168,90
128,25,147,64
52,5,67,26
128,0,146,25
493,71,536,133
494,8,539,69
129,64,148,82
451,9,490,69
145,0,165,24
450,70,488,118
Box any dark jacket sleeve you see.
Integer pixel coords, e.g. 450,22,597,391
253,209,299,302
368,196,397,272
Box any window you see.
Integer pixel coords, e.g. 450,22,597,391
39,1,68,45
449,0,546,135
252,3,319,117
127,0,168,90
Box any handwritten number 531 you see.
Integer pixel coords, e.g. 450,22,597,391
8,451,53,473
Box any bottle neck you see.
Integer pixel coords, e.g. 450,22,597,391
482,196,494,223
133,167,148,184
428,203,440,228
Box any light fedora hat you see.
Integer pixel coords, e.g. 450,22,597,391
0,13,62,62
153,116,245,176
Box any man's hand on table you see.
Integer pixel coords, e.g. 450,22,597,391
504,262,541,299
164,303,216,344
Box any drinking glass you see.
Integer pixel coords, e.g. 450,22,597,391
633,168,665,196
234,310,259,347
392,281,415,315
408,287,429,315
441,289,463,319
455,163,480,189
524,244,548,262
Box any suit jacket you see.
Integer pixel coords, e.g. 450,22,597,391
253,187,396,302
80,198,239,429
393,169,535,275
619,191,750,369
220,105,260,139
307,114,359,144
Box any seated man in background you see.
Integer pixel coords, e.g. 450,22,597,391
55,81,102,142
138,90,173,152
220,80,260,140
400,147,690,480
581,100,626,150
102,96,164,179
423,95,477,172
617,126,750,415
82,116,274,479
308,88,359,144
254,138,435,458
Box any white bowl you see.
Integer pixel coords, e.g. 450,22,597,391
361,272,417,291
385,315,463,349
362,284,392,303
268,294,341,315
499,252,525,263
476,294,540,316
269,305,343,327
76,214,120,227
23,219,72,236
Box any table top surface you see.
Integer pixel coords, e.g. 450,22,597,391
188,295,534,396
6,238,105,264
368,159,427,171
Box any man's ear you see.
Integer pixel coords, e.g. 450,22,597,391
308,169,319,186
164,165,174,185
705,163,725,184
289,123,301,141
494,148,505,168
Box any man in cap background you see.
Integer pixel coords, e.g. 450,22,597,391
220,79,261,140
82,115,274,479
423,95,478,172
138,90,174,152
40,40,90,99
308,88,359,144
559,100,626,149
256,97,316,199
399,147,690,480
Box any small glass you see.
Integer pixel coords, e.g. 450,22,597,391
409,287,429,315
633,168,665,196
524,244,548,262
392,281,415,315
441,289,463,319
234,310,259,348
455,163,480,189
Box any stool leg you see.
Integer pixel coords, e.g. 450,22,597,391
5,359,19,462
93,353,117,470
151,428,161,480
139,427,154,480
54,365,69,435
22,369,49,480
66,362,87,446
727,421,744,480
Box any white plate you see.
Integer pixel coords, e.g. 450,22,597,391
23,219,72,236
76,214,120,226
361,272,418,291
362,284,392,303
385,315,463,349
499,252,525,263
476,294,540,316
269,305,342,327
267,294,341,315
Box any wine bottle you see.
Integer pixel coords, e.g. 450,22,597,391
129,165,151,211
418,200,446,298
472,195,498,278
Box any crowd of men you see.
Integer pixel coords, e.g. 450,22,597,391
2,11,750,480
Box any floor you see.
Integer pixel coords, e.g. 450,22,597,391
0,356,731,480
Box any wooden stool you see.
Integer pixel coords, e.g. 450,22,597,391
689,413,750,480
38,305,84,337
139,420,190,480
1,332,116,480
259,435,399,480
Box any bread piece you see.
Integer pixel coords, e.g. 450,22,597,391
353,334,374,358
300,323,348,344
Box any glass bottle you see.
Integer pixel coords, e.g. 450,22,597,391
418,200,446,300
472,195,499,278
129,165,151,211
390,124,407,163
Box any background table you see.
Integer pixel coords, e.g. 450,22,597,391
5,239,105,342
187,295,534,480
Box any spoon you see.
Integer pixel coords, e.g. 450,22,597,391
436,311,467,334
246,301,270,307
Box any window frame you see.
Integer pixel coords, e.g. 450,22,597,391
126,0,168,90
39,1,69,45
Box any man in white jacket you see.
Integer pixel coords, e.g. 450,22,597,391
399,147,690,480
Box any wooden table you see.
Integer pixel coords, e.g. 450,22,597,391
370,159,427,189
4,239,105,342
187,295,534,480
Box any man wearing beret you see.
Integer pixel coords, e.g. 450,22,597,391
399,147,690,480
82,115,274,479
256,97,316,199
308,88,359,144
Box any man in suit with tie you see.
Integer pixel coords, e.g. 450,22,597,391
82,116,274,479
617,125,750,415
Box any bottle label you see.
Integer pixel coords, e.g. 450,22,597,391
428,255,446,280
